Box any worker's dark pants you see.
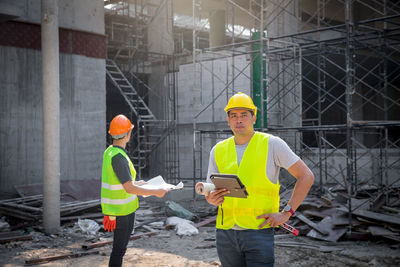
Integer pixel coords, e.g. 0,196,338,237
216,228,275,267
109,212,136,267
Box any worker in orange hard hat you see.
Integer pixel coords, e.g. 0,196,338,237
108,114,134,138
204,92,314,267
101,114,167,267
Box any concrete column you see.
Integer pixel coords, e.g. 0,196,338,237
147,0,174,55
209,10,225,48
41,0,60,234
264,0,301,150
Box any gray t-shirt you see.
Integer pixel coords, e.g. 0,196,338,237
206,135,300,184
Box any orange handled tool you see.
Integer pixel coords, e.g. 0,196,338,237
280,223,299,236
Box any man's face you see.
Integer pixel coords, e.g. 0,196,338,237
227,109,256,136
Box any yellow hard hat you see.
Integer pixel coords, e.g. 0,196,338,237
224,92,257,114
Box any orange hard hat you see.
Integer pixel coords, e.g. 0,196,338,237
108,114,134,136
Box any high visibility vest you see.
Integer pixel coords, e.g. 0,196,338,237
101,146,139,216
214,131,280,229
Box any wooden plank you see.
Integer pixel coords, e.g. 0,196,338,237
303,210,326,219
348,198,370,211
0,231,24,238
388,226,400,233
194,216,217,228
296,213,329,235
61,212,104,221
368,226,398,236
0,202,42,212
82,232,157,250
382,235,400,242
382,206,400,214
0,232,32,244
134,218,165,229
275,241,344,252
141,225,157,232
338,207,400,226
370,193,385,212
25,251,99,265
307,216,347,242
304,208,344,219
344,231,370,241
0,207,39,220
331,215,361,227
299,199,331,209
0,194,43,204
356,216,383,226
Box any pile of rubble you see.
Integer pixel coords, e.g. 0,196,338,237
0,182,399,264
280,184,400,247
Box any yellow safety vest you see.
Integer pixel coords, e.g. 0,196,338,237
214,131,280,229
101,146,139,216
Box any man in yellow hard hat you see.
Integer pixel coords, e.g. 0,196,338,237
101,114,168,267
205,92,314,267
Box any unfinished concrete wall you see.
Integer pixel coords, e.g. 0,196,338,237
147,0,174,55
146,0,175,179
0,0,104,33
264,0,302,149
303,149,400,187
177,54,251,179
0,0,105,197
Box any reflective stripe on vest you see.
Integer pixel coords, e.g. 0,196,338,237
102,182,124,190
101,146,139,216
101,195,137,205
214,131,280,230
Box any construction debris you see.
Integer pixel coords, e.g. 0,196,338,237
165,216,199,236
0,231,32,244
165,200,199,222
1,185,399,245
82,232,158,250
0,217,10,231
282,185,400,244
25,251,99,265
76,219,101,236
0,194,101,224
0,181,399,267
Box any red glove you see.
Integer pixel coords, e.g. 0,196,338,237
103,216,116,232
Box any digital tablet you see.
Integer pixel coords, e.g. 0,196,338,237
210,173,248,198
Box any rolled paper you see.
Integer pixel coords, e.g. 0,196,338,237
195,182,215,195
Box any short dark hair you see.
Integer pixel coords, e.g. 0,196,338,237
111,130,131,140
227,109,254,116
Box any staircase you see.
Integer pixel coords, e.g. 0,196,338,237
105,0,179,181
106,59,165,173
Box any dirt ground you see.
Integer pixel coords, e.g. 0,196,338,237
1,199,399,267
1,223,399,267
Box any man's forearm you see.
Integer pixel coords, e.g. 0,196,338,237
287,173,314,211
123,181,162,196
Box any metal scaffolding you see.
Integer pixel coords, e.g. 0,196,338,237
191,0,400,225
104,0,180,181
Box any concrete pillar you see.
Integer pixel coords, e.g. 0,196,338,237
264,0,301,150
41,0,60,234
146,0,174,178
147,0,174,55
209,10,225,48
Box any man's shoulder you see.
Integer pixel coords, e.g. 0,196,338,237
112,152,126,160
111,153,129,169
216,136,234,146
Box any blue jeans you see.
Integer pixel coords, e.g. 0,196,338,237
216,228,275,267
